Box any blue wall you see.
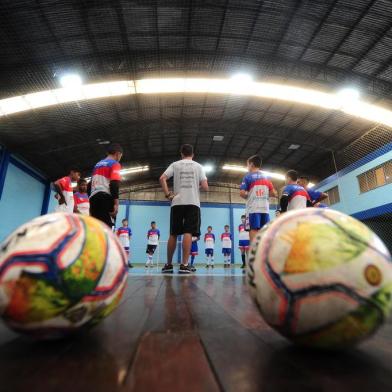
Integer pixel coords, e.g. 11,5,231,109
0,158,47,241
118,201,278,264
313,143,392,219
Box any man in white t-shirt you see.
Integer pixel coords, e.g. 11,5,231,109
159,144,209,274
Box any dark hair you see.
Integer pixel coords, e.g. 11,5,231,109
241,215,246,219
78,178,87,185
151,221,156,225
180,144,193,157
122,218,128,223
299,175,310,183
107,143,123,154
207,226,212,230
286,170,298,182
224,225,229,228
247,155,262,168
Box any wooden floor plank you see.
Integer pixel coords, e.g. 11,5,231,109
124,332,221,392
1,274,392,392
0,275,163,392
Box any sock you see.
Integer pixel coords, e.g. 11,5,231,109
241,254,246,265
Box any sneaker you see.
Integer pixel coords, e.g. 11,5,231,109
145,264,149,268
161,264,174,273
206,264,210,268
190,266,196,272
211,265,214,269
128,263,134,268
241,264,246,269
179,264,191,274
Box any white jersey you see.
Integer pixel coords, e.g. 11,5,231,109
221,233,232,249
240,171,274,214
204,233,215,249
147,229,160,246
238,224,249,241
163,159,207,207
54,176,74,214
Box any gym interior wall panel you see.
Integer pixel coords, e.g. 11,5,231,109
127,204,172,264
47,190,58,213
199,206,230,264
315,147,392,216
0,163,45,241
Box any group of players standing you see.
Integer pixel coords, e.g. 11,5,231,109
52,143,327,274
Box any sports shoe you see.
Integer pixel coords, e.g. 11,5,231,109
128,263,134,268
161,264,174,273
145,264,149,268
211,265,214,269
206,264,210,268
179,264,191,274
190,266,196,272
241,264,246,269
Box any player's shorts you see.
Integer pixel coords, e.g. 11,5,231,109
170,205,201,236
146,244,157,254
222,248,231,255
247,213,270,231
191,243,198,255
205,249,214,256
239,240,250,250
90,192,115,228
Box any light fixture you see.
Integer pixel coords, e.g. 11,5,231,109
288,144,301,150
1,78,392,127
337,87,360,102
231,73,253,83
203,164,214,173
308,182,315,188
59,74,82,88
120,165,149,176
213,135,224,142
222,164,285,180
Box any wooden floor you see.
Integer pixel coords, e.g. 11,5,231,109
1,269,392,392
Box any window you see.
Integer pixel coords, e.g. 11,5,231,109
325,186,340,205
357,160,392,193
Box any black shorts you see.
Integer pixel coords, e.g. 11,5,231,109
89,192,115,228
170,205,201,236
146,244,157,254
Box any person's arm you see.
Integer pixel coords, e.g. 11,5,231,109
109,180,120,216
200,179,208,192
279,187,290,213
73,194,80,213
160,164,175,200
53,180,66,205
109,162,122,217
239,175,249,199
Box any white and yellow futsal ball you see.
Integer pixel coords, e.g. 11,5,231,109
0,213,128,339
247,208,392,349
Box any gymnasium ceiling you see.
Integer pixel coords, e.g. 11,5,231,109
0,0,392,189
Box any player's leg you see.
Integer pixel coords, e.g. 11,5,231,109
145,246,151,268
205,249,210,267
211,250,214,268
179,205,200,273
149,246,157,267
162,206,181,273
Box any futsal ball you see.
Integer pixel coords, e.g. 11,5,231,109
0,213,128,339
247,208,392,349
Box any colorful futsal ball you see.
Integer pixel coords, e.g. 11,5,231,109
0,213,128,339
247,208,392,349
